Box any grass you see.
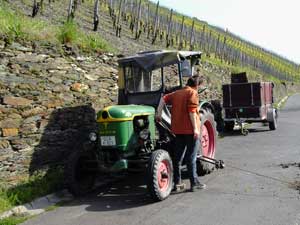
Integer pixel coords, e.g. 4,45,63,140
0,216,29,225
0,167,64,214
0,2,115,53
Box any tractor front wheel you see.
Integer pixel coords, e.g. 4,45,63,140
197,109,217,176
147,150,173,201
65,148,97,197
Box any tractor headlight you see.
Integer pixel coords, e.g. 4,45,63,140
89,132,97,142
139,129,150,140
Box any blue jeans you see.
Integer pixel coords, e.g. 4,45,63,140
173,134,200,186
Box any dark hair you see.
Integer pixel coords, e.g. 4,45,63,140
186,75,204,87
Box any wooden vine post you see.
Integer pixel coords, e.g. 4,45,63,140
39,0,44,14
206,30,212,57
215,34,220,57
116,0,123,37
67,0,75,20
152,1,159,44
179,16,185,49
221,36,227,62
32,0,40,17
109,0,113,16
135,0,142,39
93,0,100,31
166,9,173,47
147,3,151,38
189,20,195,50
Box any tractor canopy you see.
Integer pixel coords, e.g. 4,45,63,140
118,50,202,72
117,50,202,106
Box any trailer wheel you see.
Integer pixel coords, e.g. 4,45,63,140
147,150,173,201
269,109,278,130
224,121,235,132
197,109,217,176
65,147,97,197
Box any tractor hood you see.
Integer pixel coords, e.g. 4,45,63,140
97,105,155,122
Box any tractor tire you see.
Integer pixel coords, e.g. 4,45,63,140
269,109,278,130
224,121,235,132
197,109,217,176
147,150,173,201
65,148,97,197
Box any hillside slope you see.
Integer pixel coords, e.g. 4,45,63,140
5,0,300,82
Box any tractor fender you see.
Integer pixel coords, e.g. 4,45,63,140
267,108,277,122
199,101,215,113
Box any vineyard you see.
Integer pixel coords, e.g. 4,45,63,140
2,0,300,82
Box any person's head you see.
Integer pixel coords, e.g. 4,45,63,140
186,75,204,89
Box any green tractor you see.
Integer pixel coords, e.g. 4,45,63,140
65,50,220,201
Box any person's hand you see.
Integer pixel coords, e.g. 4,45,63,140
193,128,200,140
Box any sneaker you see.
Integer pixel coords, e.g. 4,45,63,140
190,182,206,192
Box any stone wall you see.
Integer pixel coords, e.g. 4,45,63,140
0,41,119,185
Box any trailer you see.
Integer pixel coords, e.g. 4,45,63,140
222,72,278,134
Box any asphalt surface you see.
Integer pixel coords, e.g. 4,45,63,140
23,95,300,225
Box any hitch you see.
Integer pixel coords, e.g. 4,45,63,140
235,113,249,136
198,155,225,169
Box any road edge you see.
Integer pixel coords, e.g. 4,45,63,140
0,189,73,220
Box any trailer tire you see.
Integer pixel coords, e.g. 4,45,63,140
147,150,173,201
197,109,217,176
65,147,97,197
269,109,278,130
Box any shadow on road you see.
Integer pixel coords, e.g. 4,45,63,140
66,174,155,212
63,171,192,212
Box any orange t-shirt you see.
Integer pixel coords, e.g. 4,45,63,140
163,86,200,134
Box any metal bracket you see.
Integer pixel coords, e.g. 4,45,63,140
198,155,225,169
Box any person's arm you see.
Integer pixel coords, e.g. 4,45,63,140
188,91,200,139
189,112,200,140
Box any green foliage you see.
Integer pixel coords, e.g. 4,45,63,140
80,34,116,53
0,3,56,43
0,167,64,214
0,216,28,225
58,21,78,45
0,2,114,53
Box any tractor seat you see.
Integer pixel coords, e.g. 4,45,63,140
156,105,173,139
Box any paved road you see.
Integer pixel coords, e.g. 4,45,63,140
23,95,300,225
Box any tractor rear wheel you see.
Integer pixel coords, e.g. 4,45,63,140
197,109,217,176
65,148,97,197
147,150,173,201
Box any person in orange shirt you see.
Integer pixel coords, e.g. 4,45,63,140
156,75,206,192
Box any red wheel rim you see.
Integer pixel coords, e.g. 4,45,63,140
157,160,170,192
201,120,215,158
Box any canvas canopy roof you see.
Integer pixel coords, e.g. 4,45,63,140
118,50,201,71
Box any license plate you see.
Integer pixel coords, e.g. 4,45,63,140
100,136,116,146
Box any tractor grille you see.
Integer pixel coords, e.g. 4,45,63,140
102,149,121,164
